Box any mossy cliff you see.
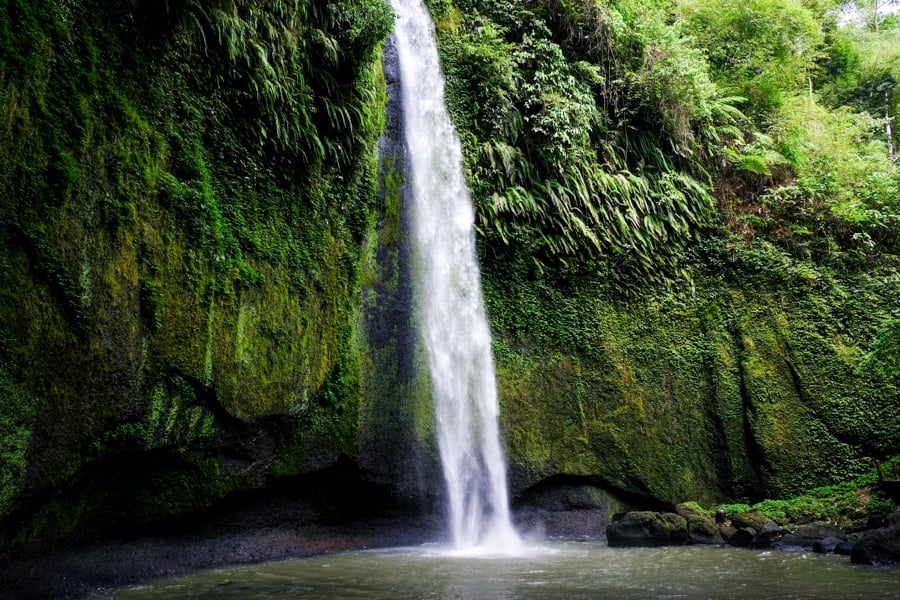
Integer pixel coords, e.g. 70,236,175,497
487,248,900,505
426,0,900,508
0,0,417,547
2,0,899,555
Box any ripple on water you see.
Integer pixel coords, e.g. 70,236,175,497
106,540,900,600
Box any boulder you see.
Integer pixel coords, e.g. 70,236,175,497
834,541,855,556
727,527,756,548
674,503,723,545
851,513,900,565
606,511,689,547
750,521,783,549
775,524,846,550
813,536,844,554
686,514,724,545
731,511,774,531
719,526,737,542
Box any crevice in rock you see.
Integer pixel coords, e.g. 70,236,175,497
728,320,772,503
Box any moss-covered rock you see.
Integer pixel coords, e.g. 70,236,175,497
0,0,397,547
485,248,900,506
606,511,689,547
731,511,775,531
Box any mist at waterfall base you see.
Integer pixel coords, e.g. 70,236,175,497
391,0,521,554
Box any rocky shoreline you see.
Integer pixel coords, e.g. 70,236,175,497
0,474,443,600
607,504,900,566
5,497,899,600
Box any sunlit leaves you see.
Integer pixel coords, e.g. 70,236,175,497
678,0,824,112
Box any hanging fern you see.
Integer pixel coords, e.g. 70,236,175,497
176,0,391,165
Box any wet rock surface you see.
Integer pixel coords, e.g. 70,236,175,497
813,536,845,554
0,476,441,600
851,513,900,565
606,511,689,547
513,478,633,539
775,524,846,549
605,506,900,569
727,527,757,548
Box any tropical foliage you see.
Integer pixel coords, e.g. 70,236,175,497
427,0,900,289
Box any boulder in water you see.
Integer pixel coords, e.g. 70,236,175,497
851,513,900,565
606,511,689,547
674,503,722,545
719,525,737,542
775,524,846,550
727,527,756,548
834,541,855,556
749,521,784,548
813,536,845,554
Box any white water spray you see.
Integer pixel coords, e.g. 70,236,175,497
390,0,521,553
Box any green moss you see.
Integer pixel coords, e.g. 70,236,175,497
486,244,899,504
0,0,391,541
380,157,403,245
0,367,35,518
713,457,900,525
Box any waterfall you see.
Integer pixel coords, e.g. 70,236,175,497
389,0,521,552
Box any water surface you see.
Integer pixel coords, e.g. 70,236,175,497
105,540,900,599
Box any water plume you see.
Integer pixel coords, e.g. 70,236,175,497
389,0,522,553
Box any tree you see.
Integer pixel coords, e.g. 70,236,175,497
854,0,900,31
678,0,824,112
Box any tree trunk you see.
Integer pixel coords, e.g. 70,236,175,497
887,90,895,160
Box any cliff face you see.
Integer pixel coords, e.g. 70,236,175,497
426,0,900,506
1,0,898,554
486,254,900,505
0,0,411,545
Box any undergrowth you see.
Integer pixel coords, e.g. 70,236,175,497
712,455,900,526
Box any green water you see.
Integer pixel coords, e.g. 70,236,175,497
104,541,900,599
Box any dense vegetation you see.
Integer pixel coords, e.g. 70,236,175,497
428,0,899,281
426,0,900,503
0,0,397,545
0,0,898,551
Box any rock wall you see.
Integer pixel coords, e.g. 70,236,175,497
0,0,409,548
1,0,898,557
485,252,900,505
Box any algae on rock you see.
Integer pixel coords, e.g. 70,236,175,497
0,0,396,544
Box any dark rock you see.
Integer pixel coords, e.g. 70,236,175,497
813,536,844,553
834,541,855,556
515,508,609,539
727,527,756,548
513,478,634,539
775,524,846,550
673,503,722,544
606,511,689,547
1,494,441,600
719,526,737,542
851,513,900,565
866,514,889,529
750,521,783,549
686,515,724,545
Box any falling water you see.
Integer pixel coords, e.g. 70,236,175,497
390,0,521,552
